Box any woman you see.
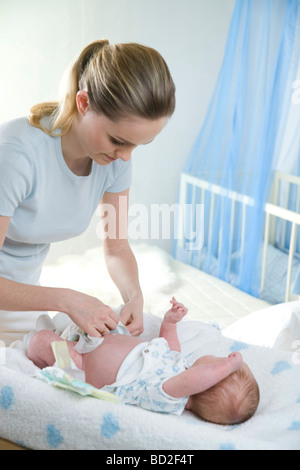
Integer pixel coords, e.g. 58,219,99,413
0,39,175,346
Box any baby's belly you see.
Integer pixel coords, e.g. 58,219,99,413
82,334,144,389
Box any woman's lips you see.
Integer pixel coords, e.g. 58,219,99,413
104,154,116,162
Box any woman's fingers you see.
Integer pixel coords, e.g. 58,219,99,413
66,291,120,337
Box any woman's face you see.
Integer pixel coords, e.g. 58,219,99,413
75,99,168,166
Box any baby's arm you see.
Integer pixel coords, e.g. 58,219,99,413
27,329,82,370
162,352,243,398
159,297,188,352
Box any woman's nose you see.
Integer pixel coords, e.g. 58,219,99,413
115,146,135,162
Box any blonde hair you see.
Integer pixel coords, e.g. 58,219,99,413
28,39,176,137
191,365,260,425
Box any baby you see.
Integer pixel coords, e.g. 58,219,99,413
28,298,259,425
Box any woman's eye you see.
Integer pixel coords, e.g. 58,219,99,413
110,137,125,146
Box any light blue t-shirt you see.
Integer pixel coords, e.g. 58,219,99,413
0,117,132,286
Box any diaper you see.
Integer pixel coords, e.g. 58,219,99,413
36,338,119,403
62,321,131,354
37,366,119,403
10,305,126,353
102,337,189,415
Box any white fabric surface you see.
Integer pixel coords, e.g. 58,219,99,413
0,307,299,450
223,300,300,351
41,244,270,328
1,244,298,450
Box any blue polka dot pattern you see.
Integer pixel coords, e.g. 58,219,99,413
219,442,236,450
46,424,63,448
288,421,300,431
271,361,292,375
229,341,248,352
0,386,14,410
101,412,120,438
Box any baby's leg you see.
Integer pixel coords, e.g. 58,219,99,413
159,297,188,352
27,329,82,370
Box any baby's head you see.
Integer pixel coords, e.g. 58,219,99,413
189,355,260,425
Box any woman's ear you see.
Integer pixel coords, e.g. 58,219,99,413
76,90,90,116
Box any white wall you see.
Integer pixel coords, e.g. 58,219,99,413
0,0,235,261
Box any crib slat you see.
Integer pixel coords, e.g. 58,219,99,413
286,221,298,302
281,180,290,249
207,192,215,255
177,174,187,248
218,195,224,257
240,202,247,261
261,212,270,293
296,185,300,213
188,183,197,261
196,188,206,268
229,198,235,256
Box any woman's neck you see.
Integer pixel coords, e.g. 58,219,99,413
61,118,92,176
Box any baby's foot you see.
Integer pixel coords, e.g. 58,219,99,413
164,297,188,323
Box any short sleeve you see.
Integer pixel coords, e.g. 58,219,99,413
105,158,132,193
0,144,32,216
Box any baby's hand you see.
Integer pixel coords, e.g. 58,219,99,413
228,352,244,372
164,297,188,323
170,296,187,312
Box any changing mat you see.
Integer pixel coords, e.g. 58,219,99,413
0,308,299,450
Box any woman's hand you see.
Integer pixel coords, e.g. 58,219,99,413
63,289,120,337
120,294,144,336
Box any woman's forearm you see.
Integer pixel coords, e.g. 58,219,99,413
0,275,69,313
0,275,122,337
103,239,143,303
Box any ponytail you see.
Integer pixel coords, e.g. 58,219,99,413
28,40,109,136
28,39,175,136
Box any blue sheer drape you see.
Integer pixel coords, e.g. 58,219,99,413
173,0,300,299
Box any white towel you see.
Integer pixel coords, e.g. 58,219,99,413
0,310,299,450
